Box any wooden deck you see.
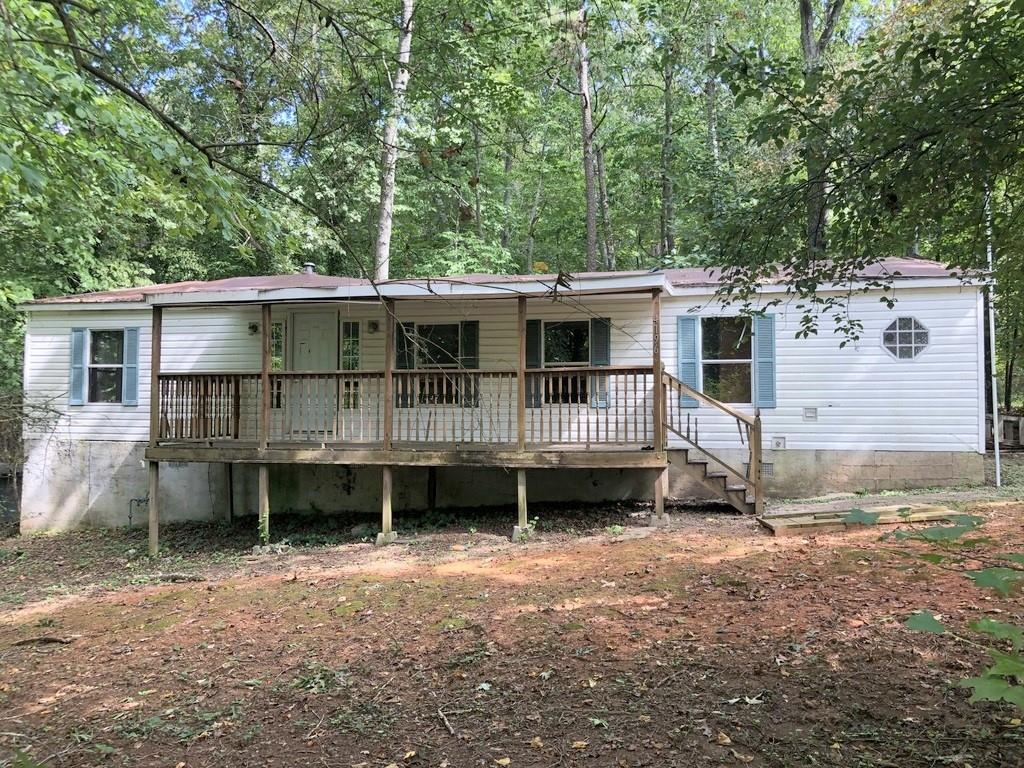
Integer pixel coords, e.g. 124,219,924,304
143,293,763,554
145,444,668,469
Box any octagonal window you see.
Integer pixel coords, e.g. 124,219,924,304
883,317,929,359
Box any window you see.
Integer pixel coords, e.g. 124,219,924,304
341,321,360,370
341,321,360,408
416,323,460,368
543,321,589,366
88,329,124,403
701,317,752,404
400,323,474,406
270,321,285,408
883,317,928,359
543,321,590,404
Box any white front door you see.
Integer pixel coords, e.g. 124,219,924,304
288,312,338,437
292,311,338,371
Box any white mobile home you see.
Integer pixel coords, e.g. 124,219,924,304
19,258,986,545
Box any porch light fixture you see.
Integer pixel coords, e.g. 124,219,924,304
248,322,260,335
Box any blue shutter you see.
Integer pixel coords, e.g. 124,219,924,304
753,314,776,409
589,318,610,408
525,319,542,407
676,316,699,408
69,328,86,405
122,327,140,406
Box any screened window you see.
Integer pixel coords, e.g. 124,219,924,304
88,329,124,403
341,321,361,408
543,321,589,366
416,323,460,368
543,321,590,404
883,317,929,359
341,321,360,370
269,321,285,408
701,317,752,404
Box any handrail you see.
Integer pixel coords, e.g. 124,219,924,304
662,370,764,515
662,374,756,426
160,366,655,378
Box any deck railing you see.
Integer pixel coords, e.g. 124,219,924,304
157,373,261,441
662,371,763,514
156,366,656,448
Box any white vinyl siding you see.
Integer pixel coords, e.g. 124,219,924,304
661,286,983,453
22,285,982,452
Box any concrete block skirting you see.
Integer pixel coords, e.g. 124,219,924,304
19,439,986,532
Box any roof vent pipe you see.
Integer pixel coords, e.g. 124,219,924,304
302,262,315,275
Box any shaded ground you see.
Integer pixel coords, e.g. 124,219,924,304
1,500,1023,767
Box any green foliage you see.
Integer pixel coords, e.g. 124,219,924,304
841,508,880,525
905,611,946,634
292,661,349,694
964,568,1024,597
1,0,1021,400
900,513,1024,712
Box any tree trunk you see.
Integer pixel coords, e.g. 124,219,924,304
472,123,484,239
798,0,845,259
500,132,514,250
660,52,674,258
525,177,544,273
704,17,720,225
596,146,615,270
576,7,599,271
374,0,415,282
1006,322,1019,412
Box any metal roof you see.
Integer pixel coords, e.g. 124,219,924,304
24,257,960,306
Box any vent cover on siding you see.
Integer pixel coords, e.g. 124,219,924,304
744,462,775,478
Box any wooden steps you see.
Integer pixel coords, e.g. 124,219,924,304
660,370,763,515
671,451,754,514
758,503,960,537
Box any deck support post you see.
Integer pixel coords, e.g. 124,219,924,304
751,409,764,517
148,305,163,556
259,304,271,450
257,464,270,544
652,466,669,526
149,306,162,447
383,298,395,452
377,465,397,545
517,296,527,452
148,460,160,556
512,468,531,541
651,288,665,457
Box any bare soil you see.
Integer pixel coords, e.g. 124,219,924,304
1,500,1022,767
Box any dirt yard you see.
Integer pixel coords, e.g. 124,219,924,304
1,500,1022,767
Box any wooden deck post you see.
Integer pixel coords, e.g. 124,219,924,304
383,298,395,451
517,296,526,452
651,288,665,456
147,306,162,557
149,306,162,448
751,409,764,516
258,464,270,544
148,460,160,556
259,303,271,450
376,465,398,545
653,466,668,526
512,468,530,541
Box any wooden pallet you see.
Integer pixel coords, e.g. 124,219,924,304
758,503,960,537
